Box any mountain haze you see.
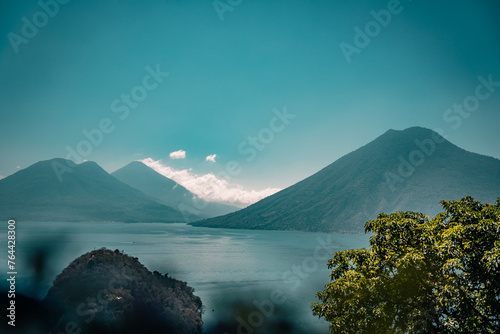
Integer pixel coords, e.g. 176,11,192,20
0,158,192,222
192,127,500,233
111,161,238,218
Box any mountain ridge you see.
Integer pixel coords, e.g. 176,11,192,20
191,127,500,232
0,158,194,223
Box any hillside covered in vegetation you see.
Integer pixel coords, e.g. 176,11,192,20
44,248,203,334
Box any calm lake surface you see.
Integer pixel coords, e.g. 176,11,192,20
0,221,370,333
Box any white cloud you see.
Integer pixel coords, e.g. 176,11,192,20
169,150,186,159
206,154,217,163
141,158,281,206
0,175,4,180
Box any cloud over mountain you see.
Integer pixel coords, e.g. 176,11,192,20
141,158,280,206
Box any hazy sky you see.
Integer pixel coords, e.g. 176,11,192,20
1,0,499,204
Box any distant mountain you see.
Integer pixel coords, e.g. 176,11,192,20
112,161,238,219
192,127,500,233
0,158,193,222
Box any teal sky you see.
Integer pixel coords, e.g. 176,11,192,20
1,0,499,195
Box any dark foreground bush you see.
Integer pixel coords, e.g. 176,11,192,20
44,248,203,334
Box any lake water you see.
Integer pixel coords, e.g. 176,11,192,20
0,221,370,333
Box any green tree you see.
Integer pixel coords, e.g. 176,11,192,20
312,197,500,333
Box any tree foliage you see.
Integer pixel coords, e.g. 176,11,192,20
312,197,500,333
